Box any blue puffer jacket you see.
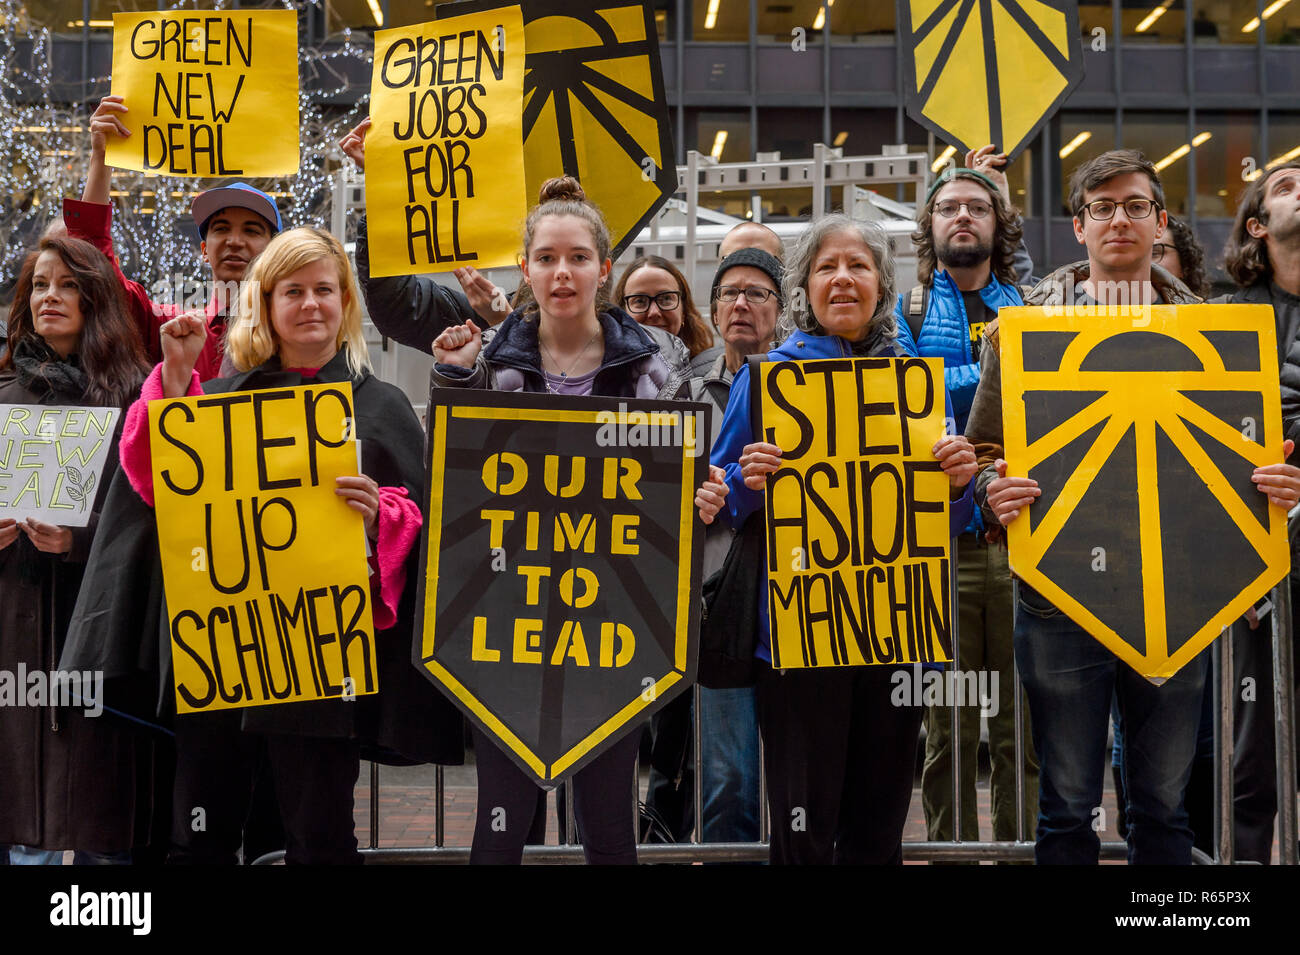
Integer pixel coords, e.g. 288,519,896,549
893,271,1025,535
710,326,976,664
892,270,1026,432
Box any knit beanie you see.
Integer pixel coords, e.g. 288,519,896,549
924,167,1003,206
711,247,785,307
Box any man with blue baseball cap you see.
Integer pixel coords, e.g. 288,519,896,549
57,97,287,867
62,95,282,381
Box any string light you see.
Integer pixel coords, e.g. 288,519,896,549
0,0,375,300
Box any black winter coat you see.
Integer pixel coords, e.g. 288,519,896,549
61,350,464,766
0,367,154,852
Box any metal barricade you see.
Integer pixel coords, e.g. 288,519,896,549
256,554,1297,865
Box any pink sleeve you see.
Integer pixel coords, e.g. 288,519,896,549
119,363,203,507
370,485,424,631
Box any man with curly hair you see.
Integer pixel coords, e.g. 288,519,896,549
895,146,1038,857
1225,160,1300,863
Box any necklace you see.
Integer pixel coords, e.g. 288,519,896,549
539,327,602,380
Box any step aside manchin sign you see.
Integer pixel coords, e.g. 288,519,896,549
757,356,953,669
999,304,1290,681
415,390,708,785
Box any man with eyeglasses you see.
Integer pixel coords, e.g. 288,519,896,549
1225,160,1300,863
686,246,784,851
689,221,786,376
965,150,1212,864
895,147,1040,860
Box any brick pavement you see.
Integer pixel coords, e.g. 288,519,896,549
351,758,1138,862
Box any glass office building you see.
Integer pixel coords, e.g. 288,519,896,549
14,0,1300,277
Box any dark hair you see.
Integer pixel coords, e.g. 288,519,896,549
913,173,1023,285
1162,215,1210,298
611,255,712,357
0,236,150,408
1224,161,1300,287
1067,149,1165,218
513,176,613,317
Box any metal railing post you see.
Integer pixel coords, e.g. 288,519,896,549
1215,624,1235,865
435,765,445,848
812,142,827,219
949,537,962,845
692,683,704,845
1271,581,1297,865
369,761,379,850
1012,577,1027,844
565,781,576,846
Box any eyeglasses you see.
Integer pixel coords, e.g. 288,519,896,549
1079,198,1161,221
933,199,992,219
1153,242,1169,262
714,286,778,304
622,290,680,313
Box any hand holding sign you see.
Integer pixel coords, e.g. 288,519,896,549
695,465,729,525
335,473,381,539
986,458,1040,526
1251,439,1300,509
20,518,72,555
739,441,782,490
932,434,977,490
964,145,1011,207
89,95,131,153
433,320,482,367
339,117,370,171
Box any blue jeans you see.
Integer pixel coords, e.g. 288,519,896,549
697,686,761,844
8,845,132,865
1015,585,1209,864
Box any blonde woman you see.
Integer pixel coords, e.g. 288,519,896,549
113,227,462,864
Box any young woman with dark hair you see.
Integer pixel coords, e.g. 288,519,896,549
0,236,152,865
433,176,729,864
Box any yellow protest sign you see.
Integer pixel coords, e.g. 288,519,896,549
898,0,1084,161
366,9,528,277
1000,304,1291,680
416,390,708,784
439,0,680,260
757,357,952,669
149,383,377,713
105,9,299,177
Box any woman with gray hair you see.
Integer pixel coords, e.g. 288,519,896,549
709,215,978,864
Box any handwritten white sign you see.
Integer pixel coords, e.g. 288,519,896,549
0,404,121,526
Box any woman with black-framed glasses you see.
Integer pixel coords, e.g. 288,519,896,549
613,255,714,359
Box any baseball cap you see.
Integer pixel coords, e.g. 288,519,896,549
191,182,283,238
